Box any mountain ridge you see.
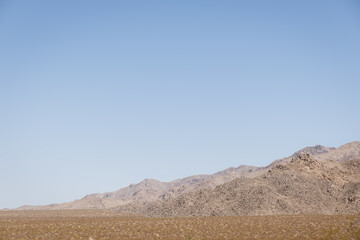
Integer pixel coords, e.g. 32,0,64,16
17,141,360,212
121,154,360,217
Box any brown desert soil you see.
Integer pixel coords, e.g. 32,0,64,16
0,210,360,240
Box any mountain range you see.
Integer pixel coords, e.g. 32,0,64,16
18,141,360,216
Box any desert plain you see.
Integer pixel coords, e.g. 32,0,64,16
0,210,359,240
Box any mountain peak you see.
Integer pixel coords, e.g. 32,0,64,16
291,145,335,158
316,141,360,162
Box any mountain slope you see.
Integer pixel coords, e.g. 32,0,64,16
316,141,360,162
126,154,360,217
267,141,360,168
18,141,360,211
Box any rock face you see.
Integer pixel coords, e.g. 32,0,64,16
18,141,360,213
123,154,360,217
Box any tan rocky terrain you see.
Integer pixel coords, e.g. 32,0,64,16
118,154,360,217
18,141,360,213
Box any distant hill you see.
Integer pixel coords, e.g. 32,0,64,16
18,141,360,213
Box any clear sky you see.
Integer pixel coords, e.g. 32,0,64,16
0,0,359,209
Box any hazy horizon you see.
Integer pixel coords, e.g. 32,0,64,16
1,0,359,209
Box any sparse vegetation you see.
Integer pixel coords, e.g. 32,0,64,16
0,210,359,240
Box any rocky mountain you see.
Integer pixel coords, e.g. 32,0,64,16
19,171,261,210
266,141,360,168
18,141,360,211
316,141,360,162
118,154,360,217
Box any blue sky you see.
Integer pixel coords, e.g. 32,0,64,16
0,0,359,208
